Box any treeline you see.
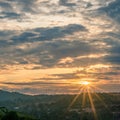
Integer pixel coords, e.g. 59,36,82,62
0,107,37,120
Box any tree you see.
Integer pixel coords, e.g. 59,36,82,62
1,111,19,120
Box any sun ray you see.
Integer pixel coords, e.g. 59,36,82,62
82,88,87,108
94,92,110,111
87,89,98,120
67,79,113,120
80,88,87,120
67,86,83,110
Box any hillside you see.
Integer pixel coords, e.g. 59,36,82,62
0,90,119,120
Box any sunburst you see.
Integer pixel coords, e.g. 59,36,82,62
80,81,90,86
67,80,110,120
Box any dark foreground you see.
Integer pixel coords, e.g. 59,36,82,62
0,90,119,120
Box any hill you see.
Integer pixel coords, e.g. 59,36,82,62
0,90,119,120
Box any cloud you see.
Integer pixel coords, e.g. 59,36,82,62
12,24,87,43
0,21,108,69
0,0,120,94
0,0,39,20
0,12,21,19
50,73,79,80
59,0,76,7
102,35,120,65
0,1,12,11
0,23,87,43
0,24,90,68
105,55,120,64
1,81,70,86
99,0,120,23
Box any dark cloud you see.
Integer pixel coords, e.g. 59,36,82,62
59,0,76,7
58,56,104,68
0,40,101,68
105,55,120,64
110,66,120,71
1,81,70,86
51,73,79,80
31,73,79,81
107,32,120,39
0,24,87,44
34,40,100,67
0,23,103,68
0,0,38,20
103,35,120,65
0,1,12,10
0,12,21,19
76,66,120,78
12,24,87,43
99,0,120,23
12,0,37,13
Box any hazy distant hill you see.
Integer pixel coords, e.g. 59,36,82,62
0,90,61,102
0,90,31,102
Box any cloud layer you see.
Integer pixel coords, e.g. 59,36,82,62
0,0,120,94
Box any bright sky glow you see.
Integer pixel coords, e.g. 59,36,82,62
0,0,120,94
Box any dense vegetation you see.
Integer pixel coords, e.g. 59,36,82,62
0,90,119,120
0,107,37,120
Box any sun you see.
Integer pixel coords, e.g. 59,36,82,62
80,81,90,86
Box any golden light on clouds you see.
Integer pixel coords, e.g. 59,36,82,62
0,0,120,94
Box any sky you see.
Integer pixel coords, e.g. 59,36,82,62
0,0,120,94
